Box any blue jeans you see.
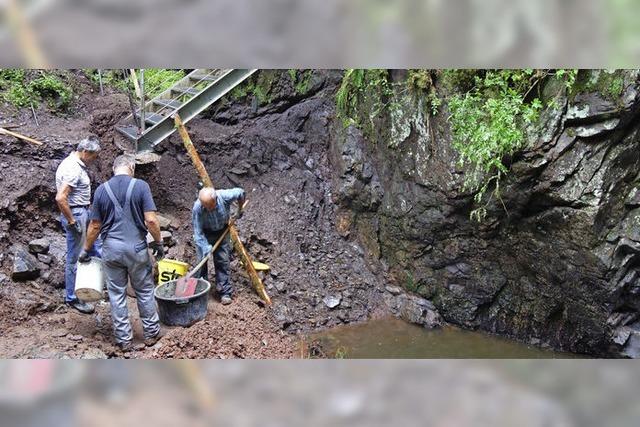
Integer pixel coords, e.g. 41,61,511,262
195,229,232,296
61,207,101,303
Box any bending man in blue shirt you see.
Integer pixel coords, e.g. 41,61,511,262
192,186,245,305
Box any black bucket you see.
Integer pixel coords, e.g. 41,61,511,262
154,278,211,327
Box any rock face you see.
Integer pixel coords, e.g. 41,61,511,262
332,70,640,356
12,245,41,281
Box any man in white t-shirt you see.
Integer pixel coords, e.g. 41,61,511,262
55,136,102,314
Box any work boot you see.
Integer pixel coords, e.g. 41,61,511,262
117,341,133,353
66,300,95,314
221,295,232,305
143,329,166,347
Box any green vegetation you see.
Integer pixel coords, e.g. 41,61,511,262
289,69,314,95
406,69,441,115
143,69,185,98
229,71,278,106
84,69,128,92
84,69,185,98
569,69,625,101
336,69,442,145
405,271,419,293
447,70,543,221
441,69,478,93
446,69,577,221
0,70,72,110
334,69,591,220
336,69,394,139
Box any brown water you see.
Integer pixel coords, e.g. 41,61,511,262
312,317,579,358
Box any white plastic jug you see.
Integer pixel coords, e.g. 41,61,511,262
74,257,104,302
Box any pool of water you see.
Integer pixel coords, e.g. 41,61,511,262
311,317,579,358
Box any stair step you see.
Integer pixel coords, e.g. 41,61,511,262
141,112,165,126
116,125,139,141
171,87,201,97
152,98,182,110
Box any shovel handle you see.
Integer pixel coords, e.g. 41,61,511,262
186,226,231,279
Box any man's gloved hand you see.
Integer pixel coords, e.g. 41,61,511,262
149,241,165,259
69,220,83,235
78,249,91,263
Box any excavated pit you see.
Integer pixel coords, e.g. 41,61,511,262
0,70,388,358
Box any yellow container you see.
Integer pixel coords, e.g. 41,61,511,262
157,258,189,285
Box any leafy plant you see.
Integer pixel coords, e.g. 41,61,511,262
3,84,31,108
406,69,441,116
290,69,314,95
229,71,277,106
0,70,73,110
447,70,545,221
405,271,419,293
83,69,128,92
336,69,394,139
29,74,72,109
441,69,479,93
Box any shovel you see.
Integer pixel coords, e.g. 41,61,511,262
174,201,247,298
174,227,229,298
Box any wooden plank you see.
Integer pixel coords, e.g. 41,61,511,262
0,127,43,146
173,114,271,305
129,69,142,99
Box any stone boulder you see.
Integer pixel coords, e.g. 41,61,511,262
12,245,41,281
28,238,50,254
384,289,443,329
397,294,442,329
323,294,342,309
156,213,179,230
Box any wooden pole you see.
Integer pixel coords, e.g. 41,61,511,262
0,127,43,146
173,114,272,305
129,69,142,99
139,69,146,133
228,225,272,304
175,115,213,188
97,69,104,96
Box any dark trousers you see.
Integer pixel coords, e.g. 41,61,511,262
195,229,233,296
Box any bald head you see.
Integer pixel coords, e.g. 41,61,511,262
199,187,217,210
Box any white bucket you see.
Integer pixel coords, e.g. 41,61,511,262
74,257,105,302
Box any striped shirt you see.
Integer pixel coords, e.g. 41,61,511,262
55,153,91,206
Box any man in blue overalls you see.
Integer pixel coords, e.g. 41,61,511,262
192,186,245,305
80,154,165,352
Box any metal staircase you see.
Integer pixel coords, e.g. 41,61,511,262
117,69,257,152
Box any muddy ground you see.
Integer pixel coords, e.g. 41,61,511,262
0,70,388,358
